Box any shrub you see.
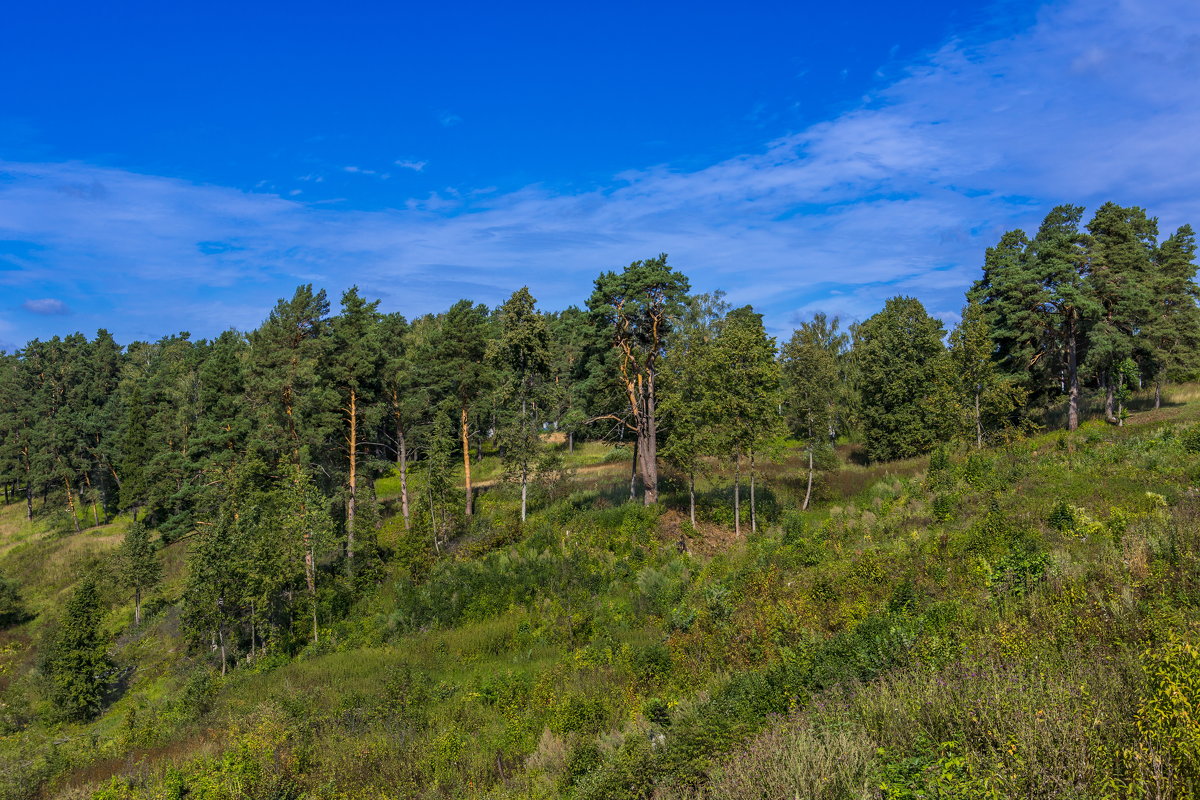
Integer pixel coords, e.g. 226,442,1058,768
630,642,673,684
931,494,956,522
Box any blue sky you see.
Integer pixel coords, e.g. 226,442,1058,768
1,0,1198,348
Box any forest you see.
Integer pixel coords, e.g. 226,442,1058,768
1,200,1200,798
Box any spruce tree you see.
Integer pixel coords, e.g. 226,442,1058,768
42,577,112,721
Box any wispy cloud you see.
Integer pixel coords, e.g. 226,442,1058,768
437,111,462,127
22,298,70,315
394,159,427,172
0,0,1197,344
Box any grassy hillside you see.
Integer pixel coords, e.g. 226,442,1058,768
3,390,1200,798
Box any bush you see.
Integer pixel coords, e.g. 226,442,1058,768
629,642,672,683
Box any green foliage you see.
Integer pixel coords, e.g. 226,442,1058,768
40,577,112,721
856,297,949,461
0,574,30,629
117,520,161,624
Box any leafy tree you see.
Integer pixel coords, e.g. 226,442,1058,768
947,301,1027,447
713,306,785,533
276,462,334,644
118,520,162,626
660,292,728,524
781,313,848,508
588,254,690,505
183,461,257,673
42,577,112,721
856,297,949,462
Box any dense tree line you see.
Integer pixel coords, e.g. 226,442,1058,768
2,201,1197,689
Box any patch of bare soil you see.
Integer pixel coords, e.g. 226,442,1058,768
657,509,739,557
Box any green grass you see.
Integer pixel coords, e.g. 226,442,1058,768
9,387,1200,798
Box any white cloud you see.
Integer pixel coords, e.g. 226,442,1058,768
0,0,1198,343
394,159,427,172
22,298,70,315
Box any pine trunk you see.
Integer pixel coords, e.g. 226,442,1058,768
1104,377,1117,424
803,449,814,511
303,525,318,644
568,431,574,453
25,484,32,521
461,405,474,516
346,389,358,566
82,471,100,527
640,372,659,505
1067,317,1080,431
630,436,639,502
1155,381,1162,410
134,586,142,626
64,476,80,533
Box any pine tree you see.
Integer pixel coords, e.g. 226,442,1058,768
588,255,691,505
490,288,551,522
1084,202,1158,422
247,285,335,465
42,577,112,720
329,287,383,566
118,520,162,626
1144,225,1200,406
424,300,493,516
546,306,601,453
